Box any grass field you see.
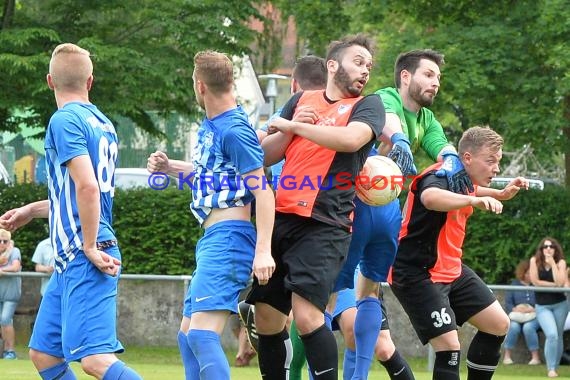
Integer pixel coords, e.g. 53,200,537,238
3,345,570,379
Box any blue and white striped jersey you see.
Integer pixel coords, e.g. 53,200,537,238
191,106,264,225
44,102,117,272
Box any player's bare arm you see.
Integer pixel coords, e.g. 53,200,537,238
269,117,374,152
421,187,503,214
244,167,276,285
378,113,404,146
261,130,294,166
0,200,49,232
68,154,120,276
147,150,194,178
476,176,529,201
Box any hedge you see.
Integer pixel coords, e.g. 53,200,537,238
1,183,568,283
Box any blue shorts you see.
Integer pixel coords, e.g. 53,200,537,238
29,246,124,361
334,198,401,292
183,220,255,316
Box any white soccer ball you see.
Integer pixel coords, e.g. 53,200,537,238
355,156,403,206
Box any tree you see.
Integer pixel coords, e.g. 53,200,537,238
0,0,264,136
281,0,569,185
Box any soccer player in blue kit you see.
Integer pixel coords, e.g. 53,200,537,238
0,43,141,380
330,49,474,379
147,50,276,380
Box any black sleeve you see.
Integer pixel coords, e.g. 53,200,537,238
349,93,385,139
415,171,449,199
279,92,304,120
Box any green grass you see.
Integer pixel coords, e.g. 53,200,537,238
3,345,570,379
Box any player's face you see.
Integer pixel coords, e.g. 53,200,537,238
192,70,205,110
408,59,441,107
333,45,372,98
465,146,502,186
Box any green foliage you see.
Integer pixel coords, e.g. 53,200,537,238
112,187,201,275
463,185,570,284
273,0,349,57
0,183,202,274
0,0,264,135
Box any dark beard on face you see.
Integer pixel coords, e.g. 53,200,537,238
334,64,361,97
409,80,434,107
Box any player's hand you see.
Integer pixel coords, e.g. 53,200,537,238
252,251,275,286
267,117,295,135
84,247,121,277
292,105,319,124
435,152,474,194
0,207,33,232
499,177,529,200
147,151,170,173
470,196,503,214
386,133,417,176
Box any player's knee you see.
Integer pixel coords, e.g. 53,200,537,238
487,313,510,336
374,336,395,361
29,348,54,368
80,355,115,377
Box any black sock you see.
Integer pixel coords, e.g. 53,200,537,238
433,350,461,380
257,329,292,380
379,350,416,380
466,331,504,380
300,324,338,379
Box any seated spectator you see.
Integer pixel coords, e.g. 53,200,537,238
503,259,541,365
530,237,568,378
31,237,55,297
0,228,22,360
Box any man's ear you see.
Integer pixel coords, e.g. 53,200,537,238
462,151,472,166
87,75,94,91
400,70,411,88
327,59,338,74
46,74,55,90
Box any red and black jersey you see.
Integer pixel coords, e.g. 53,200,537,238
276,90,384,230
391,163,475,286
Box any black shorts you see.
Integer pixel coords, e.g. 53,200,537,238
391,264,496,345
246,212,350,315
380,301,390,331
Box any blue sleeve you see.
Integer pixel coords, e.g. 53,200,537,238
48,110,89,165
222,123,264,175
259,108,283,132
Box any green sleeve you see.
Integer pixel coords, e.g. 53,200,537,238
418,109,452,162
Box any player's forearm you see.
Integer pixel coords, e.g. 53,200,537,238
76,182,101,250
167,159,194,178
291,122,373,152
421,188,473,211
380,113,404,141
261,132,292,166
253,189,275,254
24,200,50,219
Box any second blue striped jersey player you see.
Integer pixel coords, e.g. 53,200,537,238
147,50,275,380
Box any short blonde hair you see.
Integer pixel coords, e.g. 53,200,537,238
193,50,234,94
0,228,11,240
49,43,93,91
458,126,503,156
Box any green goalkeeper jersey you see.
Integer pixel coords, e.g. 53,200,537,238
375,87,451,161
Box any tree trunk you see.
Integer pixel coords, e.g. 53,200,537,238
562,94,570,189
1,0,15,30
